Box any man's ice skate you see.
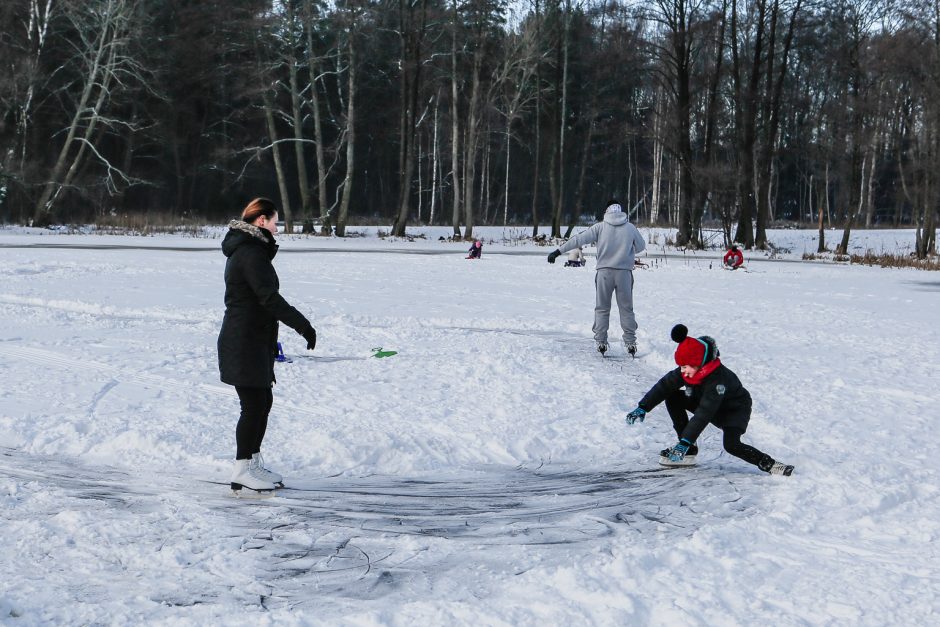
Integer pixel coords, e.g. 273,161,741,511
597,342,609,355
230,459,275,497
625,342,637,357
250,452,284,487
658,444,698,467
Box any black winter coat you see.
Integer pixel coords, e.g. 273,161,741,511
638,362,752,442
217,221,312,388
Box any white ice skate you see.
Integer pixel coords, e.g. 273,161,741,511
250,452,283,486
230,459,275,496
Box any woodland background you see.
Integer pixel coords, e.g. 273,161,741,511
1,0,938,254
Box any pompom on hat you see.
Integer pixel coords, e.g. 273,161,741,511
672,324,708,367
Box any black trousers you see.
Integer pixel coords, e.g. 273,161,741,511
234,386,273,460
664,390,774,470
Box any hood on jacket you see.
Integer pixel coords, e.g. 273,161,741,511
222,220,277,259
603,211,628,226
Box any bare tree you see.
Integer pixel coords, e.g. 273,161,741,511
494,23,539,225
754,0,802,248
391,0,430,237
835,0,882,255
336,0,361,237
32,0,147,223
549,0,573,238
650,0,707,246
303,0,333,234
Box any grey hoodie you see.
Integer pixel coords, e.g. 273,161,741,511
557,211,646,270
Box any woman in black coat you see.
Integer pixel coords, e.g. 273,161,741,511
218,198,317,493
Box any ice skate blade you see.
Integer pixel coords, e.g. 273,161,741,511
658,455,697,467
230,483,275,498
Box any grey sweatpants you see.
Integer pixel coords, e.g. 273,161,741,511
593,268,637,345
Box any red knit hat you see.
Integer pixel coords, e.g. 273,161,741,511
672,324,707,367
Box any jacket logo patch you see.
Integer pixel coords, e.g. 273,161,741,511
716,384,726,395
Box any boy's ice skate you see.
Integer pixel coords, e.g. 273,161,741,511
597,342,608,355
767,462,794,476
658,444,698,467
230,458,276,497
625,342,637,357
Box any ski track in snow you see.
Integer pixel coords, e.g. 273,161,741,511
0,234,938,624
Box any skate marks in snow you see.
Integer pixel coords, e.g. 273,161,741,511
1,447,754,609
204,464,730,543
2,446,752,544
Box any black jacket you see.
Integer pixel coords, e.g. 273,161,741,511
638,362,752,442
217,221,311,387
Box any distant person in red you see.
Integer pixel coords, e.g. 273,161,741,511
466,240,483,259
723,245,744,270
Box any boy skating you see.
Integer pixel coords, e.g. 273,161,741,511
624,324,794,475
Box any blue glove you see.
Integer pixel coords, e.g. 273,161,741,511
668,438,692,462
547,249,561,264
625,407,646,425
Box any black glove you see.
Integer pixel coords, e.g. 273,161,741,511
547,249,561,264
301,326,317,351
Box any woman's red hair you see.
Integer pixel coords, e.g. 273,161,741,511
240,198,277,223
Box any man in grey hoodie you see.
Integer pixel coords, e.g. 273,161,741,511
547,200,646,355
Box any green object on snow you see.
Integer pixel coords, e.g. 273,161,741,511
371,347,398,358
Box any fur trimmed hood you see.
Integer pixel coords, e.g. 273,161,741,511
222,220,277,259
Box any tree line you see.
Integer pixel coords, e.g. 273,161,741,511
0,0,937,255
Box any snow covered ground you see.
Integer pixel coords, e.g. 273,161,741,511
0,226,937,625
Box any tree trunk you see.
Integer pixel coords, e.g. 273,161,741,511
287,28,313,225
837,153,867,255
864,134,877,227
336,13,357,238
391,0,428,237
504,112,512,225
463,45,483,240
450,0,461,237
304,0,331,234
756,0,802,248
651,89,664,224
262,89,293,231
732,0,766,248
817,176,826,253
430,92,439,226
530,0,542,238
551,0,571,238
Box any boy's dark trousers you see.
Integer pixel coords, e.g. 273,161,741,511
664,389,774,469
